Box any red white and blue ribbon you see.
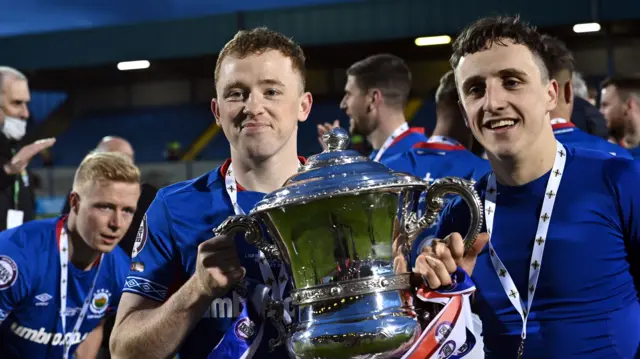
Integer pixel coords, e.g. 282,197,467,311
401,268,478,359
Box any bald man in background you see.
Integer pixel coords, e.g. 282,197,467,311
61,136,157,256
95,136,135,160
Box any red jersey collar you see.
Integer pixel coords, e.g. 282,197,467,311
56,216,102,268
551,122,576,130
413,142,466,151
389,127,425,148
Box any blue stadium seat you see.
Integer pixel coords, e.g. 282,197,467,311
44,99,437,165
50,105,212,165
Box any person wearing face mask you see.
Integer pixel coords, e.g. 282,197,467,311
0,66,56,231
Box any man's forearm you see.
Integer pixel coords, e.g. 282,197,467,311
110,277,214,359
75,320,104,359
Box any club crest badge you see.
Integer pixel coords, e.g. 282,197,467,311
438,340,457,359
132,215,148,258
435,321,453,344
234,317,256,340
89,289,111,316
0,255,18,290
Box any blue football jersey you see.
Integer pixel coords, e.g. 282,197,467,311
382,138,491,264
628,146,640,160
382,139,491,184
123,159,292,359
369,127,428,162
432,146,640,358
0,217,130,359
552,120,631,159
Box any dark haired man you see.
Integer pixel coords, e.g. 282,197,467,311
413,15,640,358
540,35,630,158
318,54,427,161
110,27,312,359
600,75,640,159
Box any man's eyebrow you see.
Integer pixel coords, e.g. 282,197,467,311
498,68,529,79
222,81,243,93
461,75,484,91
258,78,286,87
460,68,529,90
222,79,286,93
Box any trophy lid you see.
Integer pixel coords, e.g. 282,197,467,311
252,127,425,213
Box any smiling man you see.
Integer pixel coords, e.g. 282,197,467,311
411,15,640,358
110,27,312,359
0,152,138,359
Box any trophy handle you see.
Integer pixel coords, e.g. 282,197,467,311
214,215,281,260
403,177,483,253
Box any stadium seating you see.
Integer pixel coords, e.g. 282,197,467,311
41,99,437,166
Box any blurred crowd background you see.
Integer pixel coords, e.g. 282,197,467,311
1,0,638,218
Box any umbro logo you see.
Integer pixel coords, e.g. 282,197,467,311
34,293,52,307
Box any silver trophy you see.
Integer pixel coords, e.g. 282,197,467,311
215,127,483,358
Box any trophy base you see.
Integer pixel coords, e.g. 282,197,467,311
288,290,423,359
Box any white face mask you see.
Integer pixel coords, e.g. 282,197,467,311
3,116,27,140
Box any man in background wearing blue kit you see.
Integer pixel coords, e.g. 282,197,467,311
540,35,631,158
317,54,427,162
0,152,138,359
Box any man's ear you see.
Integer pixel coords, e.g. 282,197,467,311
546,78,559,112
211,98,221,127
458,101,469,128
69,192,80,214
564,80,573,106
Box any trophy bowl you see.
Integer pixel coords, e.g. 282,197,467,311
215,128,483,359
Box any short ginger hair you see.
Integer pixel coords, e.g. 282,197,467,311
214,27,307,90
72,152,140,193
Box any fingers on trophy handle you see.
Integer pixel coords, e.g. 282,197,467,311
420,177,484,253
214,215,281,259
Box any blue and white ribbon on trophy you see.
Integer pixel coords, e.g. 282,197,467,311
401,268,478,359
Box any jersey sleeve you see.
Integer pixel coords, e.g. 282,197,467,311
612,147,633,160
412,195,475,258
0,229,33,324
381,152,414,175
607,158,640,247
122,190,179,303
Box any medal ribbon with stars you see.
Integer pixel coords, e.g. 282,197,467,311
483,141,567,358
57,219,104,359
